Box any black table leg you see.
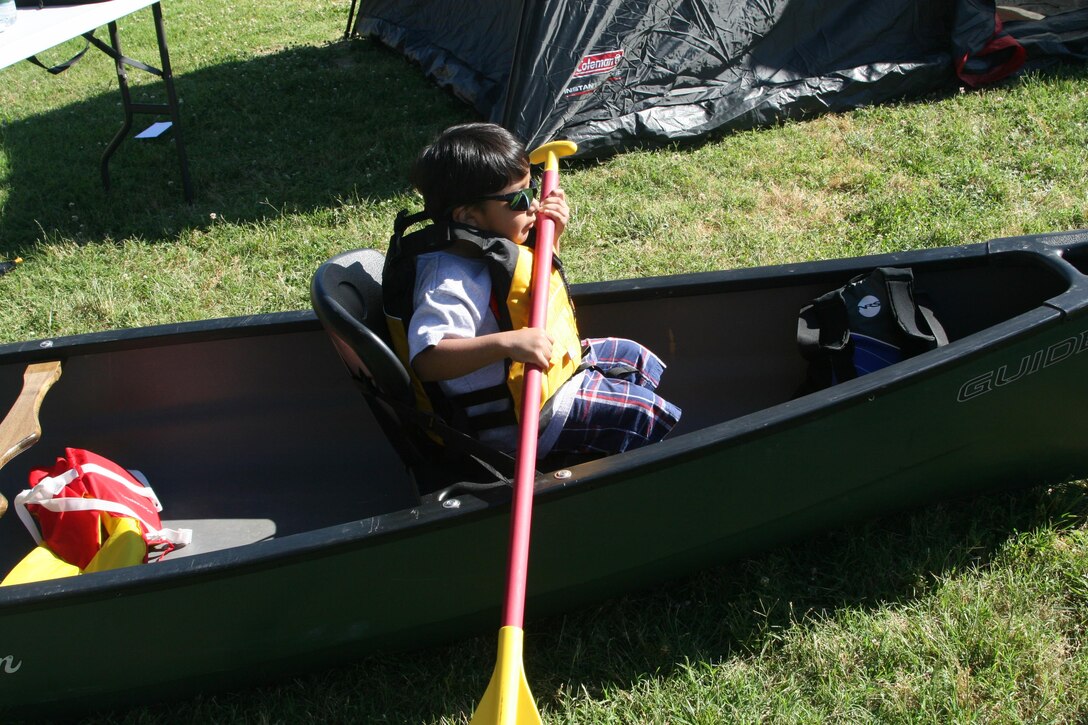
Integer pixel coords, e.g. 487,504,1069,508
94,2,193,203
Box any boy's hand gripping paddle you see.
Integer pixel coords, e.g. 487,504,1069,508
471,139,577,725
0,361,63,520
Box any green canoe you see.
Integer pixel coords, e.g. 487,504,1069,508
1,229,1087,715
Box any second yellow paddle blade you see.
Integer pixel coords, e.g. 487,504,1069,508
470,626,542,725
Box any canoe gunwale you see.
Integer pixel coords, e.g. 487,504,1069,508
0,310,320,365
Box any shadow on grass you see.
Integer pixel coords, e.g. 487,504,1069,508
6,36,1087,261
0,37,470,255
75,478,1087,723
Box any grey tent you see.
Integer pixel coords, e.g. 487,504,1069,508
348,0,1088,156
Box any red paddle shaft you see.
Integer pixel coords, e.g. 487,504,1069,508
501,163,560,629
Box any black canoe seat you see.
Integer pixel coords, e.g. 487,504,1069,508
309,249,412,406
310,249,512,495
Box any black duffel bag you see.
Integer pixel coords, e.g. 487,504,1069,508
797,267,948,393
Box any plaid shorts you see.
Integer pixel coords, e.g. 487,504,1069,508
551,337,682,455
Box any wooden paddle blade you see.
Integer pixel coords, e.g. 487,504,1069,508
470,626,542,725
0,361,62,471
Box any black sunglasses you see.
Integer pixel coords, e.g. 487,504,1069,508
475,180,539,211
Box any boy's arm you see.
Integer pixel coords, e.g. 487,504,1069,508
413,328,553,382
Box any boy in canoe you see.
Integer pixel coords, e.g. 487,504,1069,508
383,122,680,457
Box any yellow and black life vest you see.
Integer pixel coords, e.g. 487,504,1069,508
382,210,582,435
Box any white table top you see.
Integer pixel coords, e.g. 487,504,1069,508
0,0,159,71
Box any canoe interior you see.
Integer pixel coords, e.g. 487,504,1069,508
576,249,1071,433
0,243,1075,576
0,324,417,573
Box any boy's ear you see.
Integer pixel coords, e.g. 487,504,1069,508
452,204,481,227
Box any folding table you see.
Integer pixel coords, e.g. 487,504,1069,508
0,0,192,202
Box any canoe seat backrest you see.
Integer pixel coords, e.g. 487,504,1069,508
310,249,413,406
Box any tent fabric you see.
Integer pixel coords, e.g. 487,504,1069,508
352,0,1088,157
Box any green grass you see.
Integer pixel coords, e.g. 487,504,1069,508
2,1,1088,723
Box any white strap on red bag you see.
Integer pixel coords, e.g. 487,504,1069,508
14,449,191,565
14,467,192,550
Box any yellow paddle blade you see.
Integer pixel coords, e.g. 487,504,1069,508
470,626,542,725
528,140,577,171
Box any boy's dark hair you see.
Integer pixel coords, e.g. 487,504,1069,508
409,123,530,220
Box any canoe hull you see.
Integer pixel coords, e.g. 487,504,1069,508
1,230,1087,714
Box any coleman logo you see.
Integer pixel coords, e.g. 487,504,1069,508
957,328,1088,402
573,50,624,78
2,654,21,674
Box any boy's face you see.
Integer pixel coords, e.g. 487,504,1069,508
459,172,537,245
